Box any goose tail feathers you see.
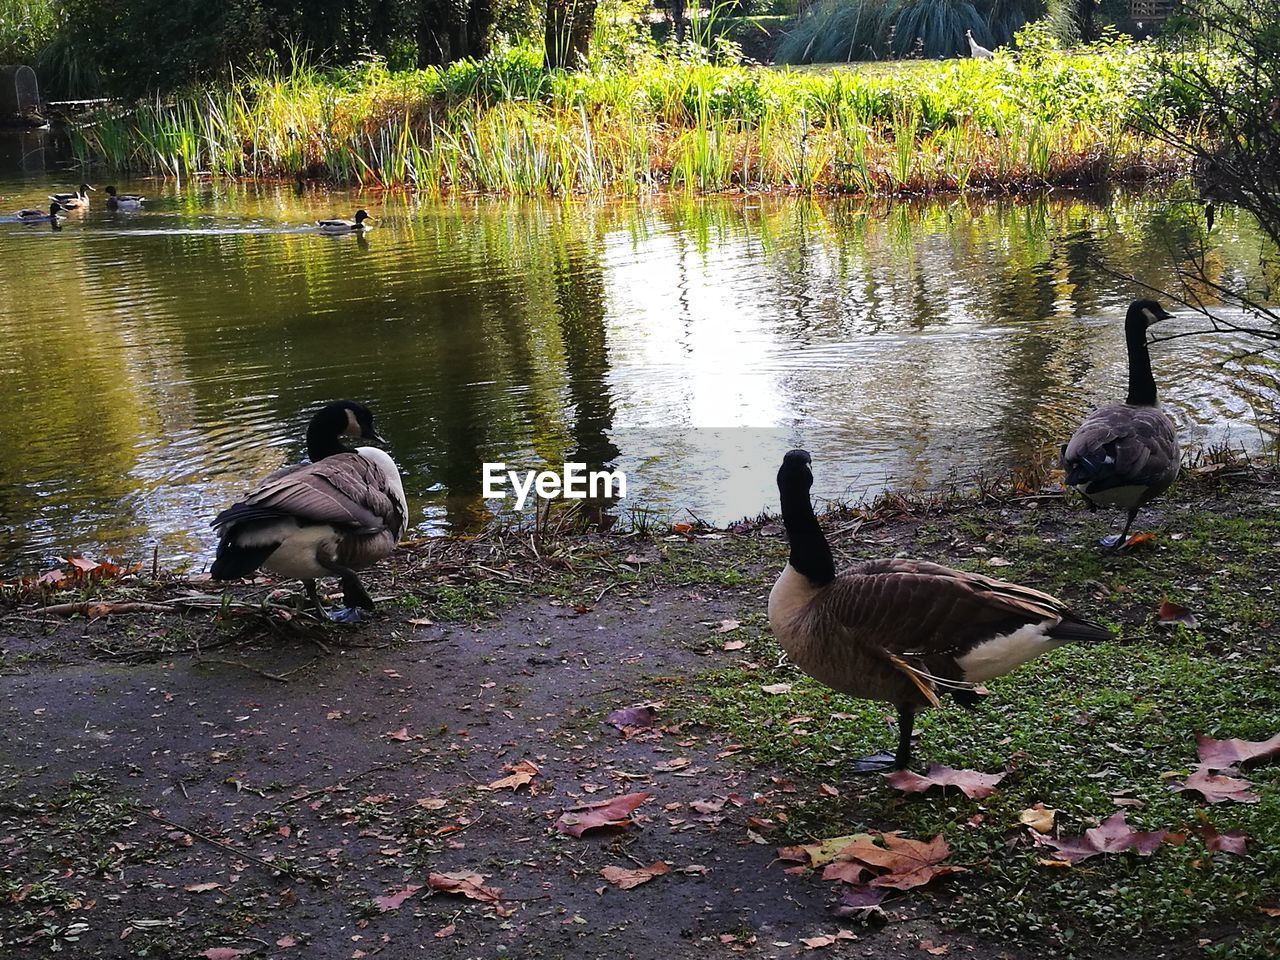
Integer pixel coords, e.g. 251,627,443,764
1048,614,1113,644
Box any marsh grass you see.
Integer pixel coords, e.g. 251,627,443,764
68,36,1207,197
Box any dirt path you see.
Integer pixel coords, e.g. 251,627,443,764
3,468,1278,959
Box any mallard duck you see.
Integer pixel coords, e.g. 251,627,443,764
768,449,1112,772
16,202,63,223
105,186,145,210
966,29,994,59
317,209,372,233
1061,299,1180,548
49,183,94,209
210,400,407,623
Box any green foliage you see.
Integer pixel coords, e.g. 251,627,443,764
776,0,1048,63
0,0,55,63
70,38,1196,196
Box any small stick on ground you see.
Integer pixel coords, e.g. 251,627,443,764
138,807,326,884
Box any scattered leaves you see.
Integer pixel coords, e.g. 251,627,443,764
883,764,1005,800
373,884,423,912
1018,803,1056,834
600,861,669,889
606,705,657,731
557,792,651,838
801,931,857,949
1196,732,1280,770
485,759,539,792
427,871,501,903
1170,765,1259,804
1157,598,1196,628
1039,812,1183,864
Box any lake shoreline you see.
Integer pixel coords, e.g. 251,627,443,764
3,462,1278,957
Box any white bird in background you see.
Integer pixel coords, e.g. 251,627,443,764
966,29,995,59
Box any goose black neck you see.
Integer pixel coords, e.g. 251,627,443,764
1125,320,1158,406
306,419,351,462
779,479,835,586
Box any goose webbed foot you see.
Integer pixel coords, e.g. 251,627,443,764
849,705,916,775
1100,508,1141,551
317,560,377,613
848,753,902,774
1099,533,1124,549
327,606,367,624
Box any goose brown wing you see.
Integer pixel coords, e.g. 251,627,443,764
212,454,397,534
815,558,1081,659
1063,405,1179,491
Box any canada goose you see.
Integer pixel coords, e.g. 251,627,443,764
49,183,94,209
1061,299,1179,548
16,201,63,223
210,400,407,622
105,186,145,210
769,449,1112,772
966,29,994,59
317,210,372,233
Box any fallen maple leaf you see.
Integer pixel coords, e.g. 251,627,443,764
777,833,873,868
556,792,651,838
883,764,1005,800
919,940,949,955
821,861,871,885
840,833,966,891
276,935,297,948
1196,732,1280,770
606,705,657,731
830,885,887,919
485,759,539,792
427,871,500,903
384,727,412,742
1040,812,1179,864
416,797,446,810
1018,803,1056,834
373,884,422,912
1170,765,1259,804
801,931,857,949
1123,532,1157,549
1157,598,1196,628
600,861,669,890
183,882,222,893
715,619,740,633
434,924,456,939
722,639,746,651
1200,823,1248,855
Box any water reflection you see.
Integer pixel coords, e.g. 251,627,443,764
0,158,1276,573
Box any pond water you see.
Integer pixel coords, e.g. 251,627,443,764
1,130,1277,574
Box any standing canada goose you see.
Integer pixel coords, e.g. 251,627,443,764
966,29,994,59
1061,299,1179,548
15,201,63,223
211,400,407,622
316,210,372,233
769,449,1112,772
49,183,94,209
105,186,145,210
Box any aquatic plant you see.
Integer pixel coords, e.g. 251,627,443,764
69,35,1203,197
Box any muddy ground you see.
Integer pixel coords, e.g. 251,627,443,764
2,466,1278,960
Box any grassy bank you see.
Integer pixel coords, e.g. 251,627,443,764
2,462,1278,956
69,34,1215,196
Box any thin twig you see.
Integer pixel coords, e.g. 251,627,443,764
138,807,325,884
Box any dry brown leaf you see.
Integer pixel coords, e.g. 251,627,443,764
434,924,456,939
1170,765,1259,804
600,861,669,890
1040,812,1179,864
485,759,539,792
556,792,651,838
883,764,1005,800
384,727,412,742
373,884,423,912
1018,803,1056,834
1157,598,1197,628
761,683,793,695
777,833,873,868
183,882,222,893
427,871,501,903
1196,732,1280,770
